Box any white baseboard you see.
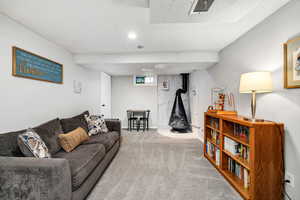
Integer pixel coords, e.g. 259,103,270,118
122,126,158,129
191,125,204,142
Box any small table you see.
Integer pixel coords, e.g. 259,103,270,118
127,110,150,131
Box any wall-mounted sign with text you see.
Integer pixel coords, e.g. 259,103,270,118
12,47,63,84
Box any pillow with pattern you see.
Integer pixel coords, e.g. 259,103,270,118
18,128,51,158
84,114,108,136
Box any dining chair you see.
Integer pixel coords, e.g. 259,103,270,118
132,111,145,132
139,110,150,131
127,110,138,131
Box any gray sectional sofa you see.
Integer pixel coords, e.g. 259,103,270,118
0,111,121,200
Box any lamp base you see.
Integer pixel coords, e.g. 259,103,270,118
243,117,265,122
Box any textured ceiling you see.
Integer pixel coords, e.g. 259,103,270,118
0,0,290,75
0,0,289,53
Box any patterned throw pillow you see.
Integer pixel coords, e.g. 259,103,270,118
84,115,108,136
18,128,51,158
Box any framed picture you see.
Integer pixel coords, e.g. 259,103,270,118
161,80,169,90
284,37,300,88
12,47,63,84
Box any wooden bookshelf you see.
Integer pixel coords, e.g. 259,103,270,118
223,132,250,147
206,125,221,133
223,149,250,170
206,137,219,148
204,112,284,200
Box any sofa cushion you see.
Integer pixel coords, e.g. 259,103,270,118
53,143,105,191
0,130,25,157
82,131,120,152
82,134,114,151
73,111,89,131
34,118,63,154
105,119,121,133
60,111,89,133
58,127,89,152
106,131,120,143
60,118,84,133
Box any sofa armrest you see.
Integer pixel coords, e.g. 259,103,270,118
105,119,121,134
0,157,72,200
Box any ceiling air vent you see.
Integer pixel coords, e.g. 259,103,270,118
189,0,215,15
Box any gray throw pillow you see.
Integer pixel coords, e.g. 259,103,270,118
17,128,51,158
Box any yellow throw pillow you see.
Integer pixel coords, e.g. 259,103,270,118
58,127,89,152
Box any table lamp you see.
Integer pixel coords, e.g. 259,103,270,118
239,72,273,121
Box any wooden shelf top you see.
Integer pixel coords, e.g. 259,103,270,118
205,112,280,127
223,150,250,170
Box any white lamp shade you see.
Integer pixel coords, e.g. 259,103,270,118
239,72,273,93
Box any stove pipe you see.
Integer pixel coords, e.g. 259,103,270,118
168,73,190,132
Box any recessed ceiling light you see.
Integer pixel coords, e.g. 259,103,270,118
128,32,137,40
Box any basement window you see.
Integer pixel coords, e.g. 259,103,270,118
145,76,154,84
133,75,157,86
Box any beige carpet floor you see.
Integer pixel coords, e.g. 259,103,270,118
87,130,242,200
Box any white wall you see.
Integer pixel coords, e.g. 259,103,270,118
0,14,101,132
190,1,300,199
112,75,192,130
189,70,216,140
157,75,190,129
111,76,158,128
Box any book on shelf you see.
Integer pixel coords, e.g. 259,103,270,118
206,141,214,158
233,124,250,143
224,137,250,161
244,168,249,189
228,158,250,189
215,149,220,166
210,129,220,145
210,118,219,129
206,141,221,166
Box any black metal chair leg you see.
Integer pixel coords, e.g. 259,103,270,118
130,120,132,131
147,119,149,130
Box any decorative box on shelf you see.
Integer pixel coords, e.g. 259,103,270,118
203,112,284,200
